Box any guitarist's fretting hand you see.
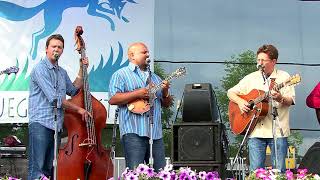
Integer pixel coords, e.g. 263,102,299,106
271,90,283,103
161,80,170,96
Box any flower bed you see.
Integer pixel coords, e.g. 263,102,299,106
110,164,320,180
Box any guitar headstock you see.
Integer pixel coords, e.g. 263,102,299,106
287,74,301,86
1,66,19,75
172,67,186,78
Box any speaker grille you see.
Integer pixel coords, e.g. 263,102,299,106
178,126,214,161
172,122,226,163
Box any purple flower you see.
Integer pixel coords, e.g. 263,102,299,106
189,171,197,180
159,171,171,180
198,171,207,180
121,167,130,178
8,177,21,180
136,164,149,174
179,171,188,180
170,171,177,180
146,167,155,178
125,172,138,180
206,172,219,180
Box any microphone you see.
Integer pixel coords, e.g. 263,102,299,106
256,64,264,70
53,51,60,60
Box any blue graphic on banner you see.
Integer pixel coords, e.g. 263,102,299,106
0,43,128,92
0,0,137,59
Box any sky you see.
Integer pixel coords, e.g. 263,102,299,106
154,0,320,156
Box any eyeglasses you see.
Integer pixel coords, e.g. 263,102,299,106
256,59,272,63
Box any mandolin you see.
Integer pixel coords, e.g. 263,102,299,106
128,67,186,114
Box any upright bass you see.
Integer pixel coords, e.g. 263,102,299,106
58,26,113,180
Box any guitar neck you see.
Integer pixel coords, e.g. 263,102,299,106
252,81,288,104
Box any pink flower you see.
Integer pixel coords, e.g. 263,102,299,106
286,170,294,180
297,168,308,174
255,168,267,179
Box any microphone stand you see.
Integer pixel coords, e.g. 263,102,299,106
146,63,155,169
53,99,58,180
262,69,284,171
111,108,119,179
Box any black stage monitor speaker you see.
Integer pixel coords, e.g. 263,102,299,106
172,122,226,163
298,142,320,174
182,83,218,122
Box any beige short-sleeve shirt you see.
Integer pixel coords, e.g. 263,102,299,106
228,69,295,138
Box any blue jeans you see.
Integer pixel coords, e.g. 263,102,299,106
248,137,288,173
28,122,60,180
121,133,166,172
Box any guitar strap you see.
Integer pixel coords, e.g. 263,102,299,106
269,78,276,90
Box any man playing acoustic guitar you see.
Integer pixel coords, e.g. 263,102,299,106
227,44,295,173
108,42,172,171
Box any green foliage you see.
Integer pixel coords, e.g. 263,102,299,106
287,130,303,155
215,50,257,156
216,50,257,125
154,62,175,156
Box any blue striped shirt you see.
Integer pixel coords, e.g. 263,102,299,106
28,57,78,131
109,62,163,139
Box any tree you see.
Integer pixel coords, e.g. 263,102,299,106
154,62,175,156
215,50,303,158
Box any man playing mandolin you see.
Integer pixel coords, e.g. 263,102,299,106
227,44,295,173
108,42,172,171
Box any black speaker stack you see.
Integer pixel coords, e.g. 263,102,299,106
298,142,320,174
171,83,227,179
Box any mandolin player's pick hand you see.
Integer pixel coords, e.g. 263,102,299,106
136,87,149,99
238,99,251,114
161,80,170,90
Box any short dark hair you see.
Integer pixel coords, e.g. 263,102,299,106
46,34,64,48
257,44,278,60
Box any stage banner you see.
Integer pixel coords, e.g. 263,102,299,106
0,0,154,123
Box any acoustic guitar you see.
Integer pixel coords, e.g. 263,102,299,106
128,67,186,114
228,74,301,135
